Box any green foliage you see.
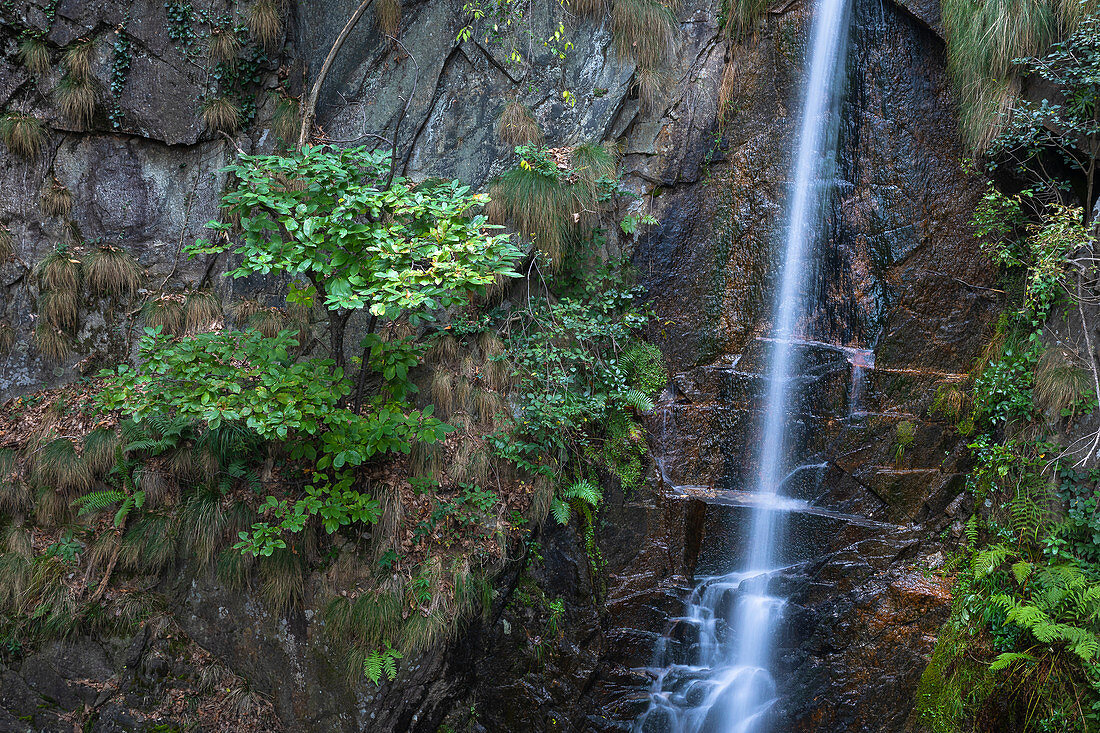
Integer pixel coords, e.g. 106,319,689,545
363,642,402,684
192,145,520,323
941,0,1090,148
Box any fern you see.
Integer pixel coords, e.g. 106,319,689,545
550,498,571,525
973,543,1014,577
562,479,602,507
72,489,126,515
990,651,1034,671
617,388,654,413
363,642,402,685
1011,560,1034,585
964,514,979,549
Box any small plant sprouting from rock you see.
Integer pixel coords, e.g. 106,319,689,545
34,324,71,362
0,322,14,355
85,244,144,299
17,35,50,76
40,179,72,218
201,96,242,134
62,39,95,82
893,419,916,467
375,0,402,36
247,0,283,47
34,245,82,293
497,100,543,147
208,25,241,64
1,113,46,158
0,224,14,262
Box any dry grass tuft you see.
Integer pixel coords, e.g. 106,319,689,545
55,75,97,126
376,0,402,36
208,28,241,64
611,0,678,71
569,0,606,16
0,322,14,355
724,0,769,38
498,100,543,147
183,291,223,334
431,370,456,420
41,179,72,218
31,438,92,493
142,294,185,334
271,93,300,143
18,36,50,76
1035,348,1090,416
633,65,669,112
248,0,283,47
62,39,95,82
34,247,82,292
0,225,12,262
259,547,305,613
201,96,242,134
85,245,143,299
1,113,46,159
34,325,71,362
38,290,78,333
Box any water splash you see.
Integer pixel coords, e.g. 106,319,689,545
636,0,852,729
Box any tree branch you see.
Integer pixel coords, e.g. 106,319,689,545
298,0,379,148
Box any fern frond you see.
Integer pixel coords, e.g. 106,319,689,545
1011,560,1034,585
973,543,1012,577
562,479,602,507
72,489,125,515
550,498,571,525
990,652,1034,671
618,388,655,413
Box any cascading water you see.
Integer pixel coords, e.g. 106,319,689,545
636,1,852,731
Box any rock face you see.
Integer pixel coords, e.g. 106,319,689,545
0,0,994,730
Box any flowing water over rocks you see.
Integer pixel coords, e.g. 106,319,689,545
637,0,853,728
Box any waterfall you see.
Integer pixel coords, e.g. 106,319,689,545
635,1,852,731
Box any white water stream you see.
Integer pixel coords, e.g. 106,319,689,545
636,1,852,730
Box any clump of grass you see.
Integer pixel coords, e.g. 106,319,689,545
34,324,71,362
41,179,72,218
633,65,669,112
142,294,185,334
236,303,286,337
38,290,78,332
894,419,916,467
271,93,300,143
55,75,97,126
571,141,618,204
260,547,305,613
85,244,143,298
430,370,455,419
611,0,678,71
82,428,120,476
247,0,283,47
569,0,606,16
723,0,768,38
201,96,242,134
208,27,241,64
120,514,178,574
1,113,46,158
183,290,223,333
18,36,50,76
31,438,93,493
942,0,1070,149
34,246,82,292
498,100,543,147
1035,348,1090,416
62,39,95,82
376,0,401,35
488,165,574,267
